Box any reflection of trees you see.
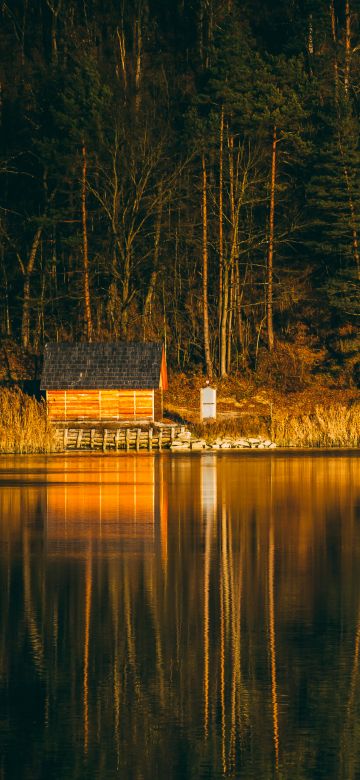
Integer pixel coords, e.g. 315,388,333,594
0,455,360,777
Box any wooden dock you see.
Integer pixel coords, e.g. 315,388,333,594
54,424,184,452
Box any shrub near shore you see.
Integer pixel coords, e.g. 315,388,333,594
0,388,55,454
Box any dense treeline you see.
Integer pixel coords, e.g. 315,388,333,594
0,0,359,383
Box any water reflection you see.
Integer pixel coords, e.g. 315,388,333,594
0,453,360,779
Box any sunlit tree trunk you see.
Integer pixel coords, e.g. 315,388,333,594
344,0,351,96
227,131,239,372
202,154,213,379
116,24,127,94
121,243,132,336
198,0,204,66
81,142,92,341
226,260,234,373
330,0,339,100
134,13,142,113
219,107,227,376
235,261,245,356
45,0,63,64
220,265,229,377
307,13,314,55
1,245,11,336
21,226,43,348
144,181,163,324
267,126,277,353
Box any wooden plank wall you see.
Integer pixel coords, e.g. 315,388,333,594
47,389,154,421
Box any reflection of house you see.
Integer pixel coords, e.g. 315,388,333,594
201,456,217,515
41,342,167,422
45,459,158,554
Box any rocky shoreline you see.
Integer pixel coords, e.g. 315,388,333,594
170,430,277,451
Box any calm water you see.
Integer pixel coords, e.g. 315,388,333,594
1,452,360,780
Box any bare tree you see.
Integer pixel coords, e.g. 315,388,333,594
266,125,277,352
202,153,213,379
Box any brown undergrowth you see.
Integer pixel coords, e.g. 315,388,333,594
0,388,56,453
166,373,360,448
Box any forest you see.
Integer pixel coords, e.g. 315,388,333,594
0,0,359,387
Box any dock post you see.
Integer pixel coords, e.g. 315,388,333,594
148,427,153,451
63,428,68,451
103,429,107,452
158,429,163,451
126,429,130,451
76,429,83,449
136,428,141,451
90,428,95,450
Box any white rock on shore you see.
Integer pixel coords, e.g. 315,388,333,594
170,430,277,451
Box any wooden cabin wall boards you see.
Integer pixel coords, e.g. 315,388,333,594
46,389,155,422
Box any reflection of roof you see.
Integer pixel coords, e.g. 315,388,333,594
41,342,164,390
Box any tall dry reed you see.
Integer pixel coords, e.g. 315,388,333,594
0,388,56,453
191,403,359,448
190,416,270,441
272,403,360,448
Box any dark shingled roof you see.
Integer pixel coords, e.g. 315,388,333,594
41,342,164,390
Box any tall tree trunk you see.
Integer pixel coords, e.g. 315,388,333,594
1,245,11,336
226,260,234,373
267,126,277,353
307,13,314,55
50,16,58,63
330,0,339,100
81,142,92,341
235,261,245,355
116,25,127,94
220,265,229,378
202,154,213,380
226,130,240,373
344,0,351,96
198,0,204,66
45,0,62,64
219,107,227,376
144,181,163,323
121,243,132,336
21,226,43,349
134,15,142,113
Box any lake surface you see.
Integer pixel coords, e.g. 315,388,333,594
1,452,360,780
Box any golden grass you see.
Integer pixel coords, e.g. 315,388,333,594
0,388,56,454
190,417,270,441
272,403,360,448
190,403,360,448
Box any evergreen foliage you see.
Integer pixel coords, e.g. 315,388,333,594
0,0,359,383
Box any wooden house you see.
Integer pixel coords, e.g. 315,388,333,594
41,342,168,423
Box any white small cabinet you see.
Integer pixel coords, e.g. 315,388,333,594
200,386,216,421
